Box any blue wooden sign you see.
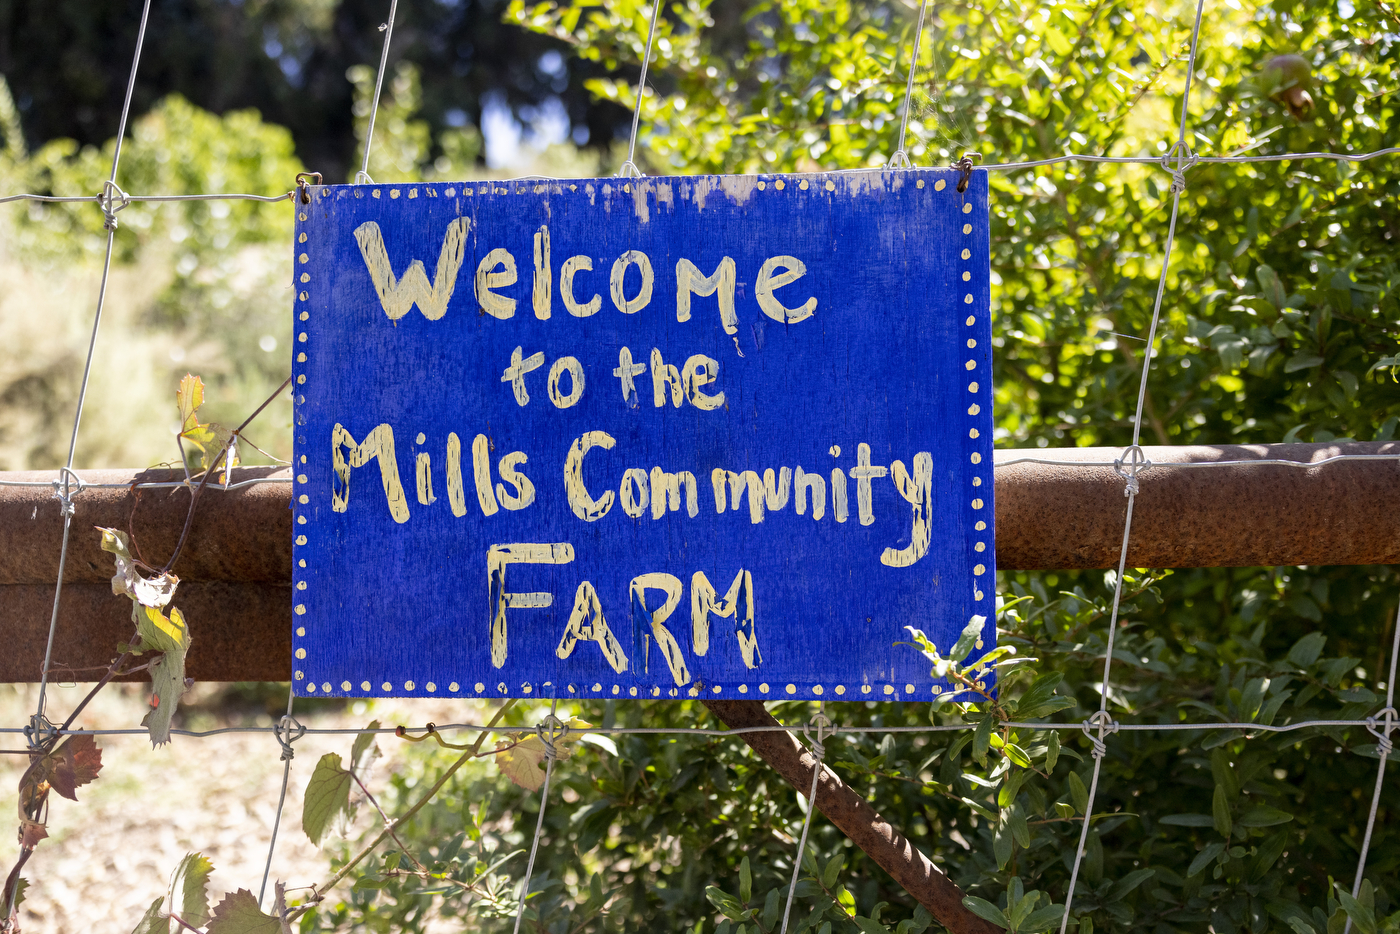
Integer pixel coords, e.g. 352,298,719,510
291,169,994,701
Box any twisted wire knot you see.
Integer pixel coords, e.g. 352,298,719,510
1159,142,1198,195
1113,444,1150,497
274,715,306,762
537,713,569,761
51,467,88,518
1367,706,1397,757
24,713,59,752
99,180,130,231
805,711,834,762
1082,711,1119,760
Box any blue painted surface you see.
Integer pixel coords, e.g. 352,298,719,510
292,169,994,701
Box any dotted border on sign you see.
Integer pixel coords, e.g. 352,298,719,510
296,170,993,701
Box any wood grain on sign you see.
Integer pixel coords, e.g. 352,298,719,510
291,170,994,701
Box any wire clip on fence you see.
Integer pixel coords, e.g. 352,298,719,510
23,713,59,752
50,467,88,518
1080,712,1120,761
1366,707,1396,756
99,180,130,231
274,715,306,762
1113,445,1150,497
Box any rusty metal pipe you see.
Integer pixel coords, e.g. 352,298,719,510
1,441,1395,681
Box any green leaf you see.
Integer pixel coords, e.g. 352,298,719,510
950,615,986,663
994,819,1013,869
142,629,189,748
205,889,284,934
129,897,165,934
1068,772,1089,815
854,917,890,934
999,769,1028,808
1250,831,1289,881
302,753,353,846
170,852,215,928
1003,743,1033,769
1046,731,1060,772
1188,842,1225,878
962,896,1009,929
1337,892,1376,934
1020,905,1066,932
1212,784,1233,837
1238,805,1294,827
1284,353,1325,373
822,854,843,889
1288,632,1326,667
1159,814,1215,826
739,855,752,904
1042,25,1073,56
762,888,781,931
1016,672,1065,719
1256,264,1286,309
973,714,996,765
1107,868,1155,900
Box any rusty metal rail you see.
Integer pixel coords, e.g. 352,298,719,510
1,440,1395,682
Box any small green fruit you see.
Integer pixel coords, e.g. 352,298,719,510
1261,53,1314,117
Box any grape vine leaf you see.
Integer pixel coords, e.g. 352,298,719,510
206,889,284,934
45,734,103,801
176,373,238,478
142,622,190,747
495,718,591,792
302,752,354,846
129,896,166,934
1,878,28,915
99,527,178,609
169,851,215,928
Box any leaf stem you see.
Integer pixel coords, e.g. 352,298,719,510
286,700,517,922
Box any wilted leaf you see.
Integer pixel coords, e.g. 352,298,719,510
170,852,215,928
496,736,551,791
206,889,283,934
46,734,103,801
99,527,179,609
129,896,166,934
495,718,591,791
176,373,205,434
2,878,29,915
136,604,188,655
303,753,354,846
143,634,190,747
19,818,48,848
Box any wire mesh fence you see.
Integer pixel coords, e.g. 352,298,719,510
1,0,1397,929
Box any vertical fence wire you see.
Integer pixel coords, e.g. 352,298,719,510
1342,603,1400,934
512,698,562,934
259,685,302,908
29,0,154,738
356,0,401,185
619,0,664,177
889,0,932,167
1056,0,1208,929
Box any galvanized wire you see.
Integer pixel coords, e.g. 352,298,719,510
619,0,664,178
356,0,401,185
1057,0,1208,927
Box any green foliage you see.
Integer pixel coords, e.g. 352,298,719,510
206,888,284,934
347,63,484,184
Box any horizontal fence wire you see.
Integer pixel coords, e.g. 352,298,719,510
0,145,1398,207
0,717,1390,739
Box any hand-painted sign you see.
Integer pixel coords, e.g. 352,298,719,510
291,169,994,701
